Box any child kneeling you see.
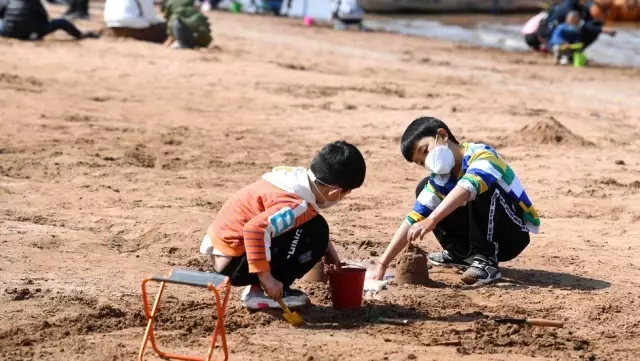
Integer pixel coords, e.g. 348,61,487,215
162,0,212,49
200,141,366,309
373,117,540,285
549,10,582,65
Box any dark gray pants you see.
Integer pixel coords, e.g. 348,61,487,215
171,18,196,49
218,215,329,288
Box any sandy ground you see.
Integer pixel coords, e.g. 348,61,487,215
2,7,640,361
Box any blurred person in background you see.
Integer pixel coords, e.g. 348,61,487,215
0,0,98,40
331,0,365,31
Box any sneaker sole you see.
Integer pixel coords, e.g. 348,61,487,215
243,295,309,310
461,271,502,285
428,258,470,271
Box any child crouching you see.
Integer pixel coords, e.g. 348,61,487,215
373,117,540,285
200,141,366,309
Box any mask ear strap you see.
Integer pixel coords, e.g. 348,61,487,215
307,169,316,182
435,133,449,146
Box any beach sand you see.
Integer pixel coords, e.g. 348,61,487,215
2,9,640,361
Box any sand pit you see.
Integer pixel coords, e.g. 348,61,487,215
1,6,640,361
498,116,595,147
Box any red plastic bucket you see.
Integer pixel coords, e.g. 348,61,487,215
327,266,366,309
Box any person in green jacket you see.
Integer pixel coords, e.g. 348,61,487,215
162,0,212,49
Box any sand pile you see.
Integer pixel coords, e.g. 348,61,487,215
395,245,430,286
302,262,328,283
498,117,594,147
124,144,156,168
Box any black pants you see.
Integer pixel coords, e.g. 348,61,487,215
337,18,362,26
171,18,196,49
39,18,83,39
219,215,329,288
524,33,542,51
416,178,530,263
580,28,600,50
0,18,82,40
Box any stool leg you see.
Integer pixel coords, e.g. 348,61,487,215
138,280,167,361
205,287,220,361
205,283,230,361
218,284,230,361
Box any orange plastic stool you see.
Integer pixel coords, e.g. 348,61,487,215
138,268,231,361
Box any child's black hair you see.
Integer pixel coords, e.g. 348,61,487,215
400,117,459,162
310,141,366,191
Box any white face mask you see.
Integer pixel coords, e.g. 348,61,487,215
308,170,341,209
425,134,455,175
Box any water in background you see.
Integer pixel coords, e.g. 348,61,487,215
164,0,640,68
364,15,640,68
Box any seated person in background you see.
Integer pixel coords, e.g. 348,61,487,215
163,0,212,49
542,0,616,50
548,10,582,64
0,0,98,40
537,0,582,42
331,0,365,31
104,0,167,43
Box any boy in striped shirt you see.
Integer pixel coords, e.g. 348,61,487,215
373,117,540,284
200,141,366,309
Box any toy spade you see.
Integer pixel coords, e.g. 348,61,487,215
277,299,305,326
494,318,564,328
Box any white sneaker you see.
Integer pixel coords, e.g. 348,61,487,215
240,285,309,310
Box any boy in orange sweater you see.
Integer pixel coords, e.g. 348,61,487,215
200,141,366,309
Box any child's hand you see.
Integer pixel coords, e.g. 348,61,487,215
323,241,342,270
407,218,437,243
323,254,341,270
258,271,283,300
370,262,387,280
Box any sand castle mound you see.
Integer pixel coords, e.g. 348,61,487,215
395,245,430,286
499,117,594,147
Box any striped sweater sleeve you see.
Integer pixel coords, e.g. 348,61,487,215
457,149,508,200
406,181,445,225
242,200,317,273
